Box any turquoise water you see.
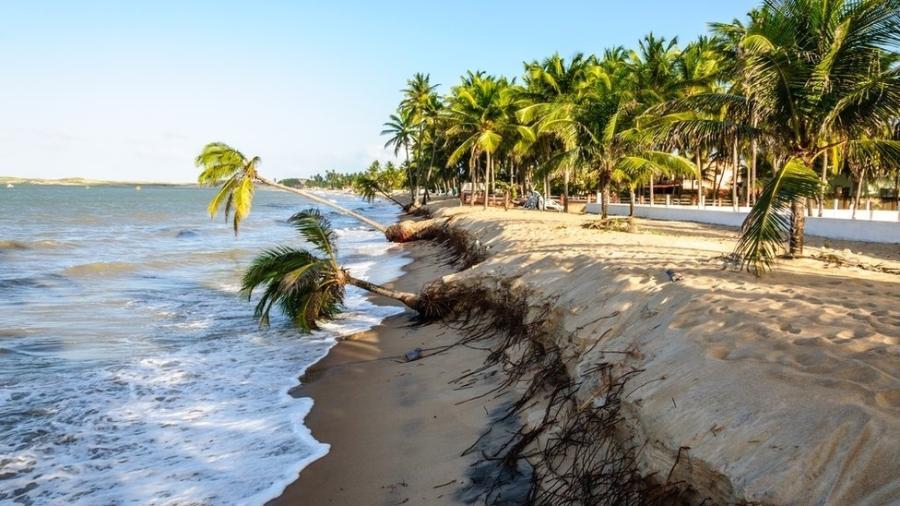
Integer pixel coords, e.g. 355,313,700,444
0,185,407,505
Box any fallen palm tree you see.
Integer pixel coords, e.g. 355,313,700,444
240,209,458,330
353,175,410,211
242,208,699,503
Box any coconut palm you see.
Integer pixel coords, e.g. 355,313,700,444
381,108,417,203
522,50,697,218
736,0,900,269
652,0,900,273
242,209,425,331
611,134,700,216
400,73,442,206
354,175,406,209
518,53,598,211
445,73,519,210
196,142,386,234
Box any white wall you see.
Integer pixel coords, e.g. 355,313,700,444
585,203,900,244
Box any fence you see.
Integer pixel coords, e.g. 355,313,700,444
585,201,900,244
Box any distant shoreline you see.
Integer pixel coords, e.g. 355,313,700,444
0,176,194,187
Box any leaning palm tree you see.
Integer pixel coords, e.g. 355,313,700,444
196,142,386,234
353,174,406,209
242,209,429,331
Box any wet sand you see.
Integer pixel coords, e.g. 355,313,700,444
272,242,509,505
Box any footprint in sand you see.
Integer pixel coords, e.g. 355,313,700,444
706,346,731,360
794,337,829,346
780,323,802,335
794,352,826,367
875,388,900,408
833,329,857,341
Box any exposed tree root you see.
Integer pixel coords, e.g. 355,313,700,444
426,282,694,505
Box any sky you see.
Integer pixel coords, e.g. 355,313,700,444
1,0,759,183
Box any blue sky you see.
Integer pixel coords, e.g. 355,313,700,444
1,0,759,182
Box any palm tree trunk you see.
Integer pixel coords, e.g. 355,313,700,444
424,127,438,205
254,176,386,232
472,152,480,207
543,174,549,210
346,275,419,309
649,178,655,206
404,144,414,204
732,135,740,211
483,151,491,211
818,149,827,217
749,112,758,205
750,143,757,205
602,185,610,219
600,164,611,219
629,189,636,216
714,158,725,206
563,168,570,213
378,188,406,209
852,168,866,220
695,150,704,207
490,156,496,196
789,198,805,256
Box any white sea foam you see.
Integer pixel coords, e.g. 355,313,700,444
0,188,408,505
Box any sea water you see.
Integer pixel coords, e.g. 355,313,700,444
0,185,409,505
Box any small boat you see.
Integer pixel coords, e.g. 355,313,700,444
5,183,13,189
135,186,142,191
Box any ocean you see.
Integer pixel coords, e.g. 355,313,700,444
0,185,408,505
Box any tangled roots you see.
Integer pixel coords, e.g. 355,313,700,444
429,282,690,505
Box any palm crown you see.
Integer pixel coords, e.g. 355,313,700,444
242,209,423,331
196,143,260,234
196,142,387,234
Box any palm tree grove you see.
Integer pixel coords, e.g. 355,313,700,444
5,0,900,505
198,0,898,286
191,0,898,502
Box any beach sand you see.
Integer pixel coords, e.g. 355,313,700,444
275,202,899,505
272,242,513,505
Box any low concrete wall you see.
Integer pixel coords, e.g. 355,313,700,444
585,203,900,244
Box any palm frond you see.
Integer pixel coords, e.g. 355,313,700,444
287,209,337,261
353,176,381,203
196,142,258,235
241,245,343,331
195,142,247,184
734,158,821,275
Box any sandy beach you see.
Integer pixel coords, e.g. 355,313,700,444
272,201,899,505
273,241,521,505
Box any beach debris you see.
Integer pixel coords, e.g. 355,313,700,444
404,347,423,362
581,218,632,233
812,250,900,275
665,269,684,282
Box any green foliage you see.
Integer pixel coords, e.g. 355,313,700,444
369,0,897,272
195,142,259,235
278,178,303,188
241,209,344,331
734,159,822,275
